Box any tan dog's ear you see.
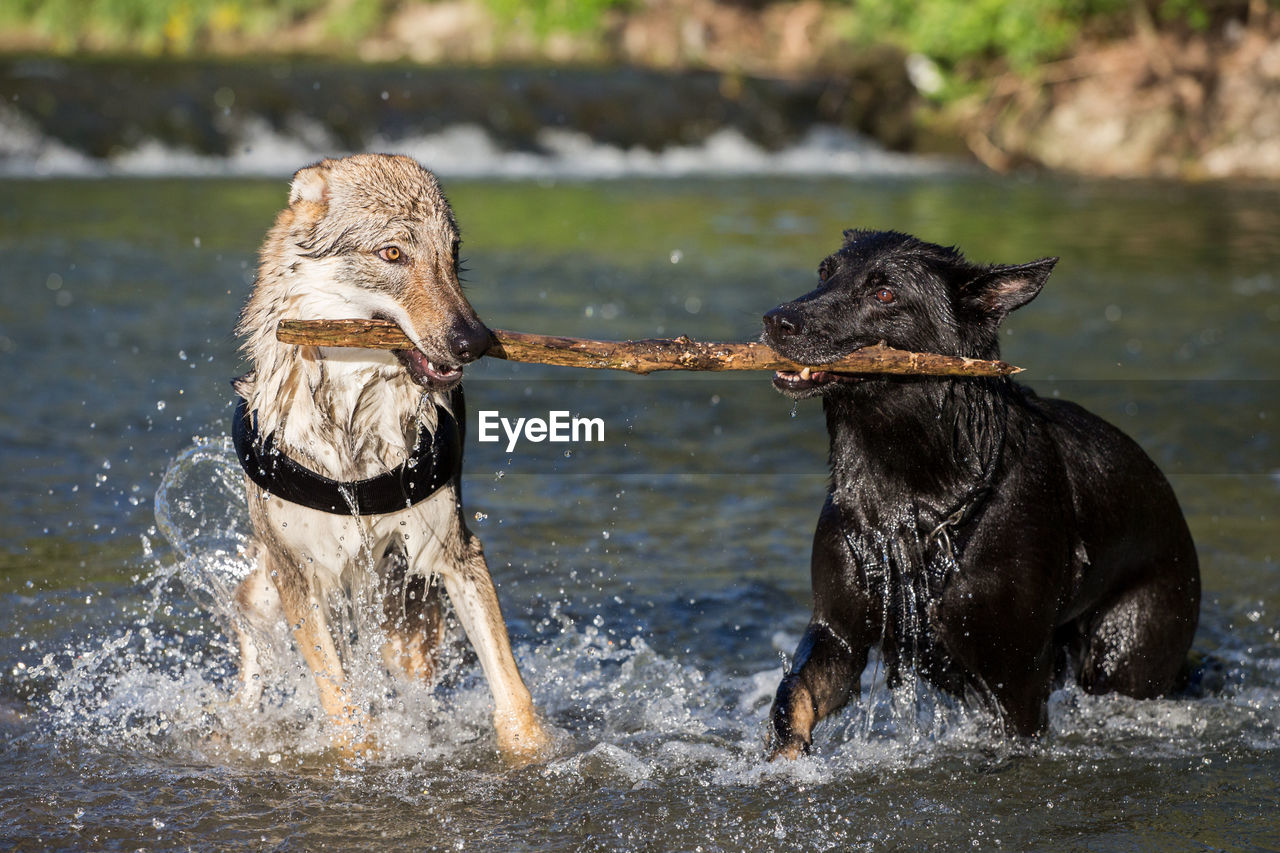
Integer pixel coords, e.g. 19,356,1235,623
289,161,332,206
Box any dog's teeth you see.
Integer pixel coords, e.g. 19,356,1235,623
800,367,812,380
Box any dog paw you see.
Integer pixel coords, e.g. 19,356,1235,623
233,684,264,710
339,735,380,762
329,706,380,762
494,709,555,766
764,729,811,762
330,727,379,762
766,741,809,762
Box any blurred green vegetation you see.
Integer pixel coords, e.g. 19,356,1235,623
0,0,1262,84
839,0,1270,99
0,0,627,54
845,0,1128,72
481,0,630,37
0,0,335,53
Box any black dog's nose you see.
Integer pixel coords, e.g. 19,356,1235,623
763,306,804,339
448,320,492,364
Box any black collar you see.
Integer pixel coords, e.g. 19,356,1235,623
232,386,465,515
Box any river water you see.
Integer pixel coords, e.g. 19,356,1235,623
1,169,1277,850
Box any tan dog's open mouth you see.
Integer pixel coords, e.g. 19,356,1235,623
395,348,463,390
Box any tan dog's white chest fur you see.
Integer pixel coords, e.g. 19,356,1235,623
232,154,549,761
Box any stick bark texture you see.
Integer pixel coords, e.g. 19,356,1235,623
275,318,1022,377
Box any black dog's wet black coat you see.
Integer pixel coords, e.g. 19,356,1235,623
763,230,1200,754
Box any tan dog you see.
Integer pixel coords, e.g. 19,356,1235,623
232,153,549,761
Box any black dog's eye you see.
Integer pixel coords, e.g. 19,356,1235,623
874,287,896,304
818,262,832,283
376,246,406,264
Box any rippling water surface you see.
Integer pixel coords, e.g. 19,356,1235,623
1,174,1277,850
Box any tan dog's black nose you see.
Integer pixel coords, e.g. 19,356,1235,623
450,320,492,364
763,306,804,339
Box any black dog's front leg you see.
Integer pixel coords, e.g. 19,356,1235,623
768,620,866,759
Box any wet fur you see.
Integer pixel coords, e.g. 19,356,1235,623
762,230,1200,756
234,154,548,760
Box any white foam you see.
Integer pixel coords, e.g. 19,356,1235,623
0,112,959,179
0,103,101,177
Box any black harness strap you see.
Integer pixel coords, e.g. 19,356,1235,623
232,387,464,515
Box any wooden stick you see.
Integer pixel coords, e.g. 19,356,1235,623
275,318,1022,377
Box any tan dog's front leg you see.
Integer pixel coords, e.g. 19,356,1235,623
441,537,551,762
268,552,369,756
233,545,284,708
380,559,445,682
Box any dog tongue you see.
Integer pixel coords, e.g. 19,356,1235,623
397,348,438,385
398,348,428,378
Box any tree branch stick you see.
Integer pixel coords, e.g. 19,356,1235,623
275,318,1022,377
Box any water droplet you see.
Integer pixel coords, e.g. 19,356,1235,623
474,511,488,523
156,400,166,412
790,402,799,418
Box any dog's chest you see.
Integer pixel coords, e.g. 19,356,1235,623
300,380,426,480
254,488,457,588
837,513,962,682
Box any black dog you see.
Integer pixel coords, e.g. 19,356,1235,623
761,230,1200,758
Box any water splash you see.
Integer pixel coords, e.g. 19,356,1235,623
154,437,251,571
12,439,1278,807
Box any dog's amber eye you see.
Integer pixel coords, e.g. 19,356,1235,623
875,288,896,304
377,246,404,263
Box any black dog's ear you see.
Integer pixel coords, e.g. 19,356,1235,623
964,257,1058,317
